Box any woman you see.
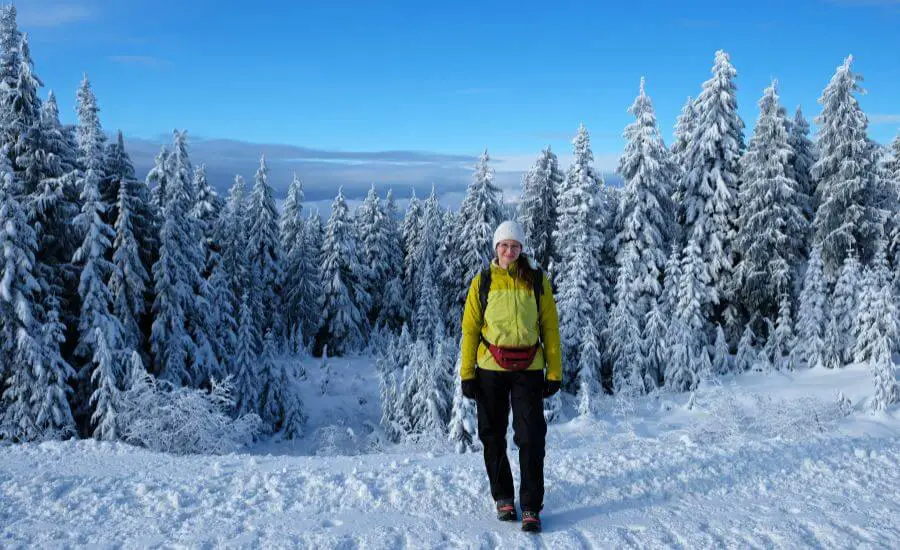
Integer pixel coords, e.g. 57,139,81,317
459,220,562,533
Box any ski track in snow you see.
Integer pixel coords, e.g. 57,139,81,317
1,430,898,548
2,361,899,549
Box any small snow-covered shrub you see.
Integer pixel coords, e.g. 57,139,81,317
686,384,847,443
119,372,260,455
314,423,359,456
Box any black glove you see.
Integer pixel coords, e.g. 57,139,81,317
543,380,561,398
462,379,479,400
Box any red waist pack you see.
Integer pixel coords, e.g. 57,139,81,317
487,343,540,371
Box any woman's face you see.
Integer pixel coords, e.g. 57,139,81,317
496,240,522,269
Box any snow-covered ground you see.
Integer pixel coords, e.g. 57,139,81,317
2,357,899,549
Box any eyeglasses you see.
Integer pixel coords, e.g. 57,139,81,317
497,243,522,252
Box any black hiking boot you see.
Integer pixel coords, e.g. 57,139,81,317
496,499,517,521
521,510,541,532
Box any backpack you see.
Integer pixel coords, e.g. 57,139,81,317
478,265,544,322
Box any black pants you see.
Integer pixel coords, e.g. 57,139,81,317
475,368,547,512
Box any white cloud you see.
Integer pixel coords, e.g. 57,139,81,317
492,151,620,174
17,3,93,27
870,114,900,124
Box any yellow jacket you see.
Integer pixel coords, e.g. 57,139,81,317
460,259,562,382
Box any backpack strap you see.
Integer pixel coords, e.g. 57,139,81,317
532,267,543,317
478,267,492,316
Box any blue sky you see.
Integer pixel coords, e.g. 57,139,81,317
17,0,900,206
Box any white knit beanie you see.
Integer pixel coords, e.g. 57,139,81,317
493,220,526,249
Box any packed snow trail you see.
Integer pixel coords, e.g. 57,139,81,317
2,428,898,548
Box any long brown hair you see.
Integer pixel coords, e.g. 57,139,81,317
497,251,536,289
517,253,537,288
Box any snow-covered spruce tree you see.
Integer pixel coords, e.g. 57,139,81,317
660,244,682,321
734,322,757,373
676,238,712,342
379,274,408,333
147,146,169,213
401,189,423,312
679,50,744,331
104,135,157,340
770,294,795,370
414,257,443,345
278,355,306,439
642,298,668,387
733,81,807,321
75,75,106,175
279,173,305,256
191,163,221,299
17,90,79,320
556,232,598,390
304,210,325,333
665,319,699,392
0,160,48,441
258,329,282,434
607,280,644,395
849,246,900,410
670,95,696,206
436,207,463,335
374,189,407,332
616,78,676,317
173,133,220,385
886,136,900,269
100,129,132,211
72,75,116,414
207,257,237,367
232,292,260,417
319,188,368,355
377,338,403,442
72,154,120,427
869,335,900,412
407,338,451,442
416,186,444,278
279,173,315,344
853,245,895,364
246,155,283,340
554,125,607,385
216,174,249,316
665,238,710,392
609,79,676,392
826,251,861,367
192,164,222,228
576,319,603,416
356,184,389,323
447,369,478,452
90,327,121,441
793,245,827,369
33,301,76,439
712,324,730,375
519,146,563,269
823,315,843,370
109,171,149,354
10,33,44,187
382,188,405,278
392,325,416,432
812,56,882,273
0,5,24,159
151,131,211,385
788,106,817,222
